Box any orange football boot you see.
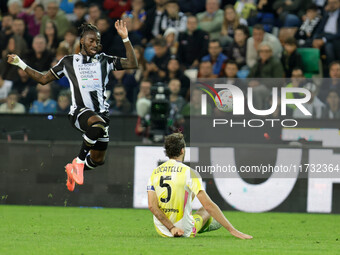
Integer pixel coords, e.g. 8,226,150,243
65,164,75,192
71,158,84,185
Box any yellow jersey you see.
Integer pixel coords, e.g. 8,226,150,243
147,159,204,237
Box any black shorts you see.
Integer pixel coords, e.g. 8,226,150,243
68,107,110,151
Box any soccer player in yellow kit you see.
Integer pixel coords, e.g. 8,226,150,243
147,133,253,239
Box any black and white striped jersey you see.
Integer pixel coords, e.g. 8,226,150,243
50,53,123,115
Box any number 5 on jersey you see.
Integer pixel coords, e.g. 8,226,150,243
160,176,172,203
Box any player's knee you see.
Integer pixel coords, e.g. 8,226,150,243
83,121,108,145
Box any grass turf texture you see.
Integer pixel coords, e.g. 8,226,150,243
0,206,339,255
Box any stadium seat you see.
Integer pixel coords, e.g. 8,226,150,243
297,48,321,78
248,26,253,36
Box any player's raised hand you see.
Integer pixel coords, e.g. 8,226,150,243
7,54,27,70
171,227,184,237
7,54,19,65
115,20,128,39
229,229,253,240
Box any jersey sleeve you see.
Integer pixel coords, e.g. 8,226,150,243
50,57,66,79
107,55,123,71
186,169,204,196
147,175,155,192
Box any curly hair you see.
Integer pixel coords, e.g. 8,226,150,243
79,23,99,39
164,133,185,158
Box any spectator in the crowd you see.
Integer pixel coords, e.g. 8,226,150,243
249,42,285,78
87,3,102,25
281,37,303,77
137,79,152,100
108,70,138,104
145,37,171,82
59,0,77,14
0,13,14,54
49,47,70,94
110,83,132,114
40,0,70,40
29,83,57,114
196,0,224,40
0,35,27,81
18,3,45,38
226,24,249,69
0,90,25,114
177,15,209,69
160,0,187,35
43,20,59,55
248,42,285,109
58,27,80,55
142,0,167,42
104,0,131,20
0,75,13,104
163,27,179,55
181,88,213,116
312,0,340,65
198,60,217,78
234,0,257,20
23,0,35,9
202,40,228,76
126,45,146,83
246,24,283,68
73,1,88,32
220,5,247,47
123,0,146,32
293,82,325,119
318,61,340,102
221,59,247,92
163,56,190,98
12,67,37,111
248,0,276,32
273,0,308,27
25,35,54,72
135,79,152,138
168,78,186,125
111,13,142,57
12,18,32,49
284,68,307,111
321,89,340,119
56,90,71,114
7,0,23,17
295,3,321,47
95,16,115,55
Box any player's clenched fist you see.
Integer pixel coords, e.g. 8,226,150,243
171,227,184,237
7,54,27,70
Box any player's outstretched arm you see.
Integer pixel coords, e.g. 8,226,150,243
7,54,56,85
147,191,184,237
114,20,138,69
197,190,253,240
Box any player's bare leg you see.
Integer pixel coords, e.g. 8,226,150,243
84,149,107,170
195,207,222,233
68,112,109,188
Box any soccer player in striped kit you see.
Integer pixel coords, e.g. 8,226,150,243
7,21,138,191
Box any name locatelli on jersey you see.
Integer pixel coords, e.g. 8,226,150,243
154,166,184,174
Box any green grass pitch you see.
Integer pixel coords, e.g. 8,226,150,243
0,205,339,255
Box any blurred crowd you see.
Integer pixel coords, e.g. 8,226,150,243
0,0,340,124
